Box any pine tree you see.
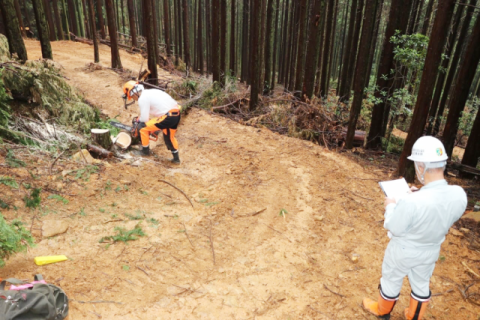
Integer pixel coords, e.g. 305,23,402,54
442,13,480,158
32,0,53,58
87,0,99,62
0,0,28,62
398,0,456,181
345,0,382,149
127,0,137,47
105,0,123,69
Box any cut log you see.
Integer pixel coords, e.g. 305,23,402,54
87,144,114,158
91,129,113,150
447,161,480,177
114,132,132,149
341,128,366,147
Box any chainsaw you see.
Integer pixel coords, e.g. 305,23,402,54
109,117,159,142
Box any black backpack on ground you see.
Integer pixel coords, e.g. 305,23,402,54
0,274,68,320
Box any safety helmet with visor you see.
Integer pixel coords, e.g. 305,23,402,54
407,136,448,184
122,81,144,100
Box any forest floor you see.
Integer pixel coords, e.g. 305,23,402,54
1,40,480,320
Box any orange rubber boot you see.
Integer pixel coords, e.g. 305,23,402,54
363,288,398,319
404,294,429,320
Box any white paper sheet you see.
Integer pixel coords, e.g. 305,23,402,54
379,178,410,201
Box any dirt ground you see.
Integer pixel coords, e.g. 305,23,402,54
1,40,480,320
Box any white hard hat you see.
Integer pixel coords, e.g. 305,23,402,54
407,136,448,162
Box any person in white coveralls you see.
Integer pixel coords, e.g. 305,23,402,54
362,136,467,320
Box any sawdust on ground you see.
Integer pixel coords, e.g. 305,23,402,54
1,40,479,320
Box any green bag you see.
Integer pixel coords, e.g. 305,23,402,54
0,274,68,320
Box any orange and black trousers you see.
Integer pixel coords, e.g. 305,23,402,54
140,108,181,151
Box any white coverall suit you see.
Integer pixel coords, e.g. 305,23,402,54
381,179,467,300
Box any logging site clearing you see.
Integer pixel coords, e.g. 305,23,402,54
1,40,480,320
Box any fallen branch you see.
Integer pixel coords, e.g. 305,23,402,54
49,150,66,175
236,208,267,218
182,222,195,250
209,220,216,265
158,180,194,208
87,144,113,158
323,284,347,298
136,265,150,277
432,289,453,297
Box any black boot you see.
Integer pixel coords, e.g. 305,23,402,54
133,146,150,156
170,151,180,164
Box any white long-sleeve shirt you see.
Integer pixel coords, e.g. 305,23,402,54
384,179,467,250
138,89,178,123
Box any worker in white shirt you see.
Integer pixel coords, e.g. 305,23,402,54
363,136,467,320
122,81,181,163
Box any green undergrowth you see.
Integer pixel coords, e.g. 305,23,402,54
0,215,34,267
99,225,146,245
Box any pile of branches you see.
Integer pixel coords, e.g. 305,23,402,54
205,90,347,148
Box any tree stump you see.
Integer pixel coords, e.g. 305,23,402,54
91,129,113,150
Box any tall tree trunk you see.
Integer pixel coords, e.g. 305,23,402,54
229,0,236,75
181,0,190,72
278,0,288,83
75,0,84,37
121,0,125,33
336,1,349,94
0,0,28,62
249,0,261,110
67,0,77,35
284,0,296,88
96,0,106,39
287,0,299,91
13,0,26,37
52,0,64,39
43,0,57,40
127,0,137,47
302,0,327,99
366,0,413,149
442,14,480,159
87,0,98,62
219,0,226,82
61,0,70,40
328,0,339,85
398,0,456,181
176,0,183,60
211,0,220,81
259,0,267,92
425,3,463,135
345,0,381,148
461,106,480,171
343,0,364,101
270,0,280,91
197,0,203,73
365,0,382,82
241,0,250,82
432,0,476,136
82,0,91,38
293,0,308,96
319,0,335,97
105,0,122,69
205,0,211,72
21,0,31,29
32,0,53,58
338,0,357,100
0,6,5,36
420,0,435,35
163,0,171,56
